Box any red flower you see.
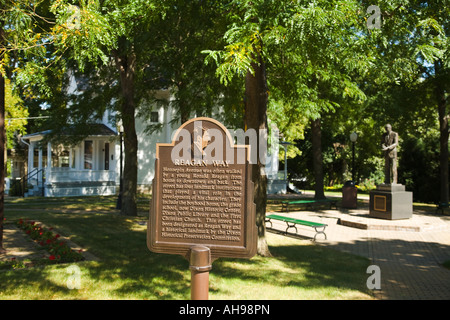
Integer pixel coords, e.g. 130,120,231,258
46,239,52,244
49,255,56,260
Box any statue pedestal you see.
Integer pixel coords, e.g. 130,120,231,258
369,184,413,220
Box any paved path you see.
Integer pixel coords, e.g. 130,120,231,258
267,202,450,300
0,223,47,262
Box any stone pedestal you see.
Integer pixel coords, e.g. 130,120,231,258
369,184,413,220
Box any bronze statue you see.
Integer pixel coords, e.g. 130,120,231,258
381,124,398,184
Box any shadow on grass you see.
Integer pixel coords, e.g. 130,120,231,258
0,266,79,298
3,205,372,300
209,241,372,299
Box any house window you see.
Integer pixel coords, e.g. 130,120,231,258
84,140,93,169
150,111,159,123
33,147,48,169
57,150,70,167
52,144,70,167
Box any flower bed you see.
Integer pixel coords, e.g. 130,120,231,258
15,219,85,264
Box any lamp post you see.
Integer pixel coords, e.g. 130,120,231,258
349,132,358,182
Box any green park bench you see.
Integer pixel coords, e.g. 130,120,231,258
280,198,338,212
265,214,327,241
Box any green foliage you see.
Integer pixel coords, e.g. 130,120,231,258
4,78,28,148
8,178,24,196
400,134,441,203
1,0,448,204
138,0,244,129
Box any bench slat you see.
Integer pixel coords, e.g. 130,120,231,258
266,214,326,227
265,214,327,241
280,198,338,212
281,199,333,204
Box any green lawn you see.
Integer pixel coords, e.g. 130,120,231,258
1,196,373,300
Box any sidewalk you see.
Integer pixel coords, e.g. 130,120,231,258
267,199,450,300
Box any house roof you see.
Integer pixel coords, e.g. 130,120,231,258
22,124,117,140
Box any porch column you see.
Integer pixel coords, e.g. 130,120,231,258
37,145,43,184
38,146,43,172
46,142,51,183
28,141,34,172
47,142,51,169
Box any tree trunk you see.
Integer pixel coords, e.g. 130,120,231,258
311,118,325,199
244,55,271,257
436,82,449,205
0,25,5,253
0,67,5,254
114,50,138,216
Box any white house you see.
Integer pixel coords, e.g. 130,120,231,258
20,92,175,197
17,70,286,197
19,105,287,197
22,124,116,197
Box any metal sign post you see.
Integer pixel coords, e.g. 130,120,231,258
189,246,212,300
147,117,257,300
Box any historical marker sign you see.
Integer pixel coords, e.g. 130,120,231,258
147,117,257,261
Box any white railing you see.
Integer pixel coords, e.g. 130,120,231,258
46,168,116,183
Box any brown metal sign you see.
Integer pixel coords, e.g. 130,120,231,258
147,117,256,261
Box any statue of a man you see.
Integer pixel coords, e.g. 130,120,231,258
381,124,398,184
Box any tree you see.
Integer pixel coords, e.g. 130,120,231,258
277,1,371,198
139,0,242,129
0,49,4,253
49,1,244,216
244,54,270,256
204,0,374,254
4,78,27,140
359,0,449,204
203,0,279,256
0,0,54,252
47,0,174,216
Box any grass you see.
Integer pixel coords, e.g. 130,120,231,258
1,195,374,300
443,261,450,270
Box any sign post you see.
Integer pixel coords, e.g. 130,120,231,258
147,117,257,299
189,246,212,300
